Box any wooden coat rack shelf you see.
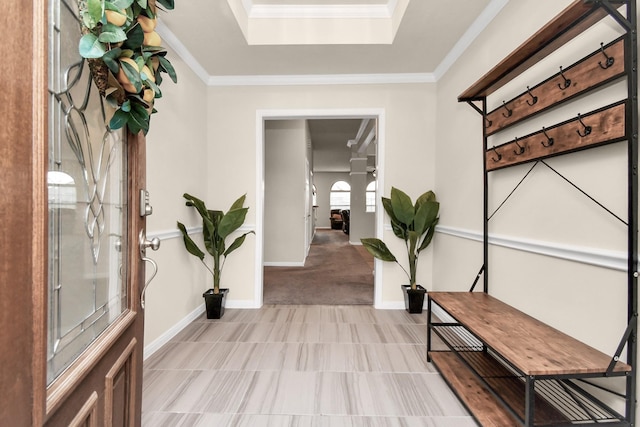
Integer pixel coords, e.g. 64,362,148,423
428,1,638,426
486,100,626,171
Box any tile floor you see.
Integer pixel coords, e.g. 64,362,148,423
142,305,476,426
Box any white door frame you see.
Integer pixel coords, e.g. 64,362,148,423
255,108,386,308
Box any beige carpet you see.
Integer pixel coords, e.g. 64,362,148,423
263,229,374,305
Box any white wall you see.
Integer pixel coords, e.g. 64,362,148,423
264,119,308,265
206,83,436,308
143,45,209,351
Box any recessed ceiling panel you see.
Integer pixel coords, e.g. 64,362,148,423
227,0,409,45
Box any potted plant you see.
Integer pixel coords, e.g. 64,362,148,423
361,187,440,313
177,193,254,319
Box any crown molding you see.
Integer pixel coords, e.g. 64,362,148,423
208,73,435,86
158,0,509,87
433,0,510,80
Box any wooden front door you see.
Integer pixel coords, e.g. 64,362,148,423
0,1,150,425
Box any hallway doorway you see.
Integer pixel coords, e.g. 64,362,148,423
255,109,386,307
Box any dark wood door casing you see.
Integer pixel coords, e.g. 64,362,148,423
0,0,48,425
0,0,146,424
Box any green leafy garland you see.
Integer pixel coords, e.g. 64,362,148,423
78,0,177,135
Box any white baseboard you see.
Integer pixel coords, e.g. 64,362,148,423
143,303,205,360
263,261,305,267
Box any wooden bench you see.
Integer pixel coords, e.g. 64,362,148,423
427,292,632,426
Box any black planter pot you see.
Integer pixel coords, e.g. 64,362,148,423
203,288,229,319
401,285,426,313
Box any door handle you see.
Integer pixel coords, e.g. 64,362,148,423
139,230,161,309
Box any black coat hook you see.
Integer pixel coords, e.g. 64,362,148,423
490,146,502,162
501,101,512,118
558,66,571,90
541,127,554,148
576,113,592,137
513,137,525,155
598,42,614,69
526,86,538,106
484,116,492,128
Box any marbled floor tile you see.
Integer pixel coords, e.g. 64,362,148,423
141,369,192,412
143,341,214,370
362,344,433,373
236,321,277,342
211,308,261,323
141,411,204,427
266,321,322,343
369,309,428,325
228,414,316,427
193,341,241,370
173,320,249,343
400,372,470,417
321,343,374,372
312,416,477,427
217,342,270,370
319,323,389,344
317,372,468,417
329,306,378,324
255,342,324,371
237,370,318,415
377,324,427,344
161,370,255,413
169,321,211,342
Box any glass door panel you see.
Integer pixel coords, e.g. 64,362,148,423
47,0,128,385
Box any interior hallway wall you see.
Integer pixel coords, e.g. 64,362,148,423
264,119,308,266
143,45,209,349
207,83,436,307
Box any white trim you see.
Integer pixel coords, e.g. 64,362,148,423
257,108,386,309
433,0,509,80
147,224,255,241
143,303,205,360
208,73,435,87
155,20,210,84
263,261,305,267
436,225,633,272
247,4,395,19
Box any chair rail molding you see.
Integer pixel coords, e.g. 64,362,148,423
436,225,632,272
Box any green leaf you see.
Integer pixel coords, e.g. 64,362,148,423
79,33,106,58
389,218,407,241
177,222,205,261
102,47,122,73
229,194,246,211
218,208,249,239
158,56,177,83
413,200,439,237
127,102,149,134
390,187,415,227
87,0,104,25
108,108,128,130
360,238,397,262
183,193,209,222
418,217,439,253
157,0,174,10
110,0,134,9
123,24,144,50
98,23,128,43
120,59,142,92
224,232,255,257
136,0,148,9
121,99,131,112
